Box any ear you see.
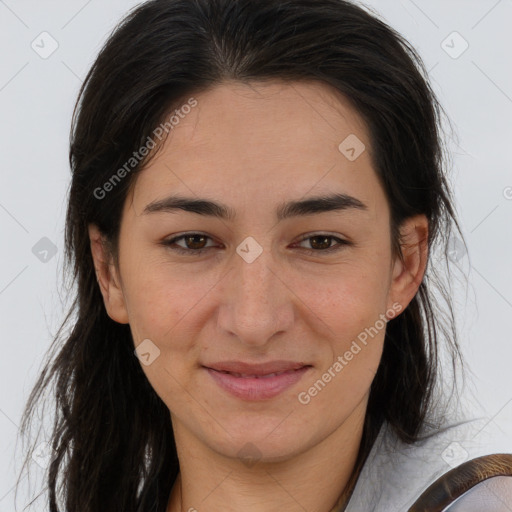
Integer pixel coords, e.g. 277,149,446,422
387,214,429,314
88,224,129,324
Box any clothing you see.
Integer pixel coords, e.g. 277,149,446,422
342,413,512,511
411,454,512,511
443,476,512,511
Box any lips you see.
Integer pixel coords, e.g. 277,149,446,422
203,360,312,400
213,369,300,379
203,360,309,376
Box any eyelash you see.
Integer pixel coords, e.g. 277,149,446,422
162,232,351,256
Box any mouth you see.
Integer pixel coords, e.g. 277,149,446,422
211,368,303,378
202,361,312,401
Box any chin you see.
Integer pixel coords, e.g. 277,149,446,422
210,434,306,465
202,413,315,460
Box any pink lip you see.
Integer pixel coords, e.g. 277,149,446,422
203,361,312,401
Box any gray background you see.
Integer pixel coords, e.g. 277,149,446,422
1,0,511,509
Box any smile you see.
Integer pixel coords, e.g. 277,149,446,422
204,365,312,401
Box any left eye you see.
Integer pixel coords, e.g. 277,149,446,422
295,234,350,253
162,233,350,256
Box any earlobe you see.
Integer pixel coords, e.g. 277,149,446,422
88,224,130,325
387,214,429,313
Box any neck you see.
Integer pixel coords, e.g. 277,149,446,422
166,400,367,512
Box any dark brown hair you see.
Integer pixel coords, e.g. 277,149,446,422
17,1,465,510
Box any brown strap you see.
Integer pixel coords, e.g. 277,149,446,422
408,453,512,511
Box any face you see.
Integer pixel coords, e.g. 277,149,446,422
90,80,427,463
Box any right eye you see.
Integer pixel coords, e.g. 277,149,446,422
161,233,221,256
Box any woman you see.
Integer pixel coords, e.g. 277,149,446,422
17,0,512,511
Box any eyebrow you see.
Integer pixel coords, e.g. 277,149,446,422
142,192,368,221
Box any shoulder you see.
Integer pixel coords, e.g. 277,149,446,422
411,454,512,512
444,475,512,511
344,418,512,512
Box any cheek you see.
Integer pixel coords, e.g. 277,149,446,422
300,260,392,334
122,263,211,344
123,268,208,411
124,246,393,348
297,272,389,416
294,255,391,390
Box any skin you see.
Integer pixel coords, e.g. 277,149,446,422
89,80,428,512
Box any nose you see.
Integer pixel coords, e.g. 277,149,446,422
215,244,295,348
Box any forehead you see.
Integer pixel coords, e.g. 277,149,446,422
126,80,386,218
